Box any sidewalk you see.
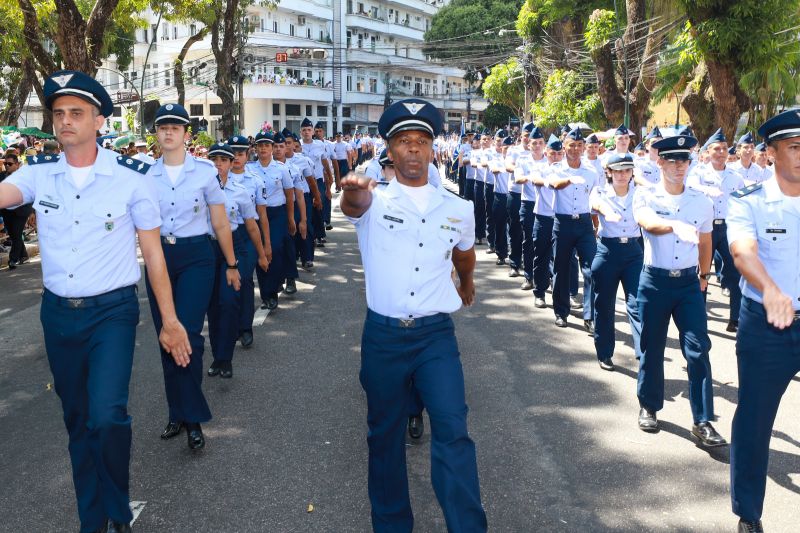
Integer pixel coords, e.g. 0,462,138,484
0,240,39,268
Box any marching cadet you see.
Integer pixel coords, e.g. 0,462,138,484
340,97,487,533
300,118,332,248
247,132,295,311
583,133,604,178
600,124,633,167
504,131,527,277
314,121,336,232
546,128,598,330
487,130,510,265
332,132,351,190
284,132,318,270
633,134,726,447
728,109,800,533
515,126,547,290
754,142,773,178
687,128,745,332
589,153,643,371
206,143,268,379
0,70,191,533
634,127,663,187
730,132,768,185
460,131,474,202
469,134,487,245
228,135,269,345
272,132,308,293
530,134,563,307
634,142,647,158
147,103,240,449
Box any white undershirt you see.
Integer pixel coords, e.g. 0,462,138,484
397,182,435,213
68,165,92,189
164,164,184,185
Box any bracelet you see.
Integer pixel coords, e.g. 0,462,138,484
227,260,239,269
698,272,712,280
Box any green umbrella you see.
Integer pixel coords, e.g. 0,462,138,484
19,127,55,139
113,135,134,149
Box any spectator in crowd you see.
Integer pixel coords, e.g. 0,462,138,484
0,153,31,269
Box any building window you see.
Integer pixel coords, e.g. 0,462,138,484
164,71,171,86
370,36,376,53
357,34,363,48
190,104,204,115
306,105,313,116
347,0,353,14
346,75,352,91
286,104,302,116
342,107,351,118
273,20,279,33
272,103,281,115
173,26,178,39
346,30,352,47
190,24,196,36
289,24,295,36
273,120,280,131
319,30,324,41
209,104,224,115
306,27,312,39
143,29,148,43
317,106,327,117
369,78,378,93
112,106,122,117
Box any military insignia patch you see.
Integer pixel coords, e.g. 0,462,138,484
52,73,74,88
446,217,462,223
731,183,762,198
402,102,425,115
27,154,60,165
194,205,200,214
105,221,114,231
117,156,151,175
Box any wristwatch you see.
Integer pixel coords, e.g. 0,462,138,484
227,260,239,270
698,272,713,280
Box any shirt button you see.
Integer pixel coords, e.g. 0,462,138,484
72,247,77,252
675,256,678,259
171,202,175,206
75,195,80,199
450,239,453,243
74,220,79,224
419,243,423,247
410,292,415,296
68,274,73,278
415,267,419,271
389,225,393,229
422,219,426,223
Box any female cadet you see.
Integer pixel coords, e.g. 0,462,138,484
147,104,239,450
272,132,306,292
284,132,317,270
589,153,643,371
206,143,269,379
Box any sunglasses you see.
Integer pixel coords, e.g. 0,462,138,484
4,161,18,166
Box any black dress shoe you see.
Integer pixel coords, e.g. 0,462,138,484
284,278,297,294
638,407,659,432
207,362,221,377
726,320,739,333
486,247,495,255
520,280,533,291
91,523,108,533
508,268,520,278
160,422,183,439
495,257,506,266
239,330,254,348
220,362,233,379
302,261,314,270
475,238,484,245
265,296,278,310
315,239,325,248
554,316,567,328
107,521,131,533
325,224,333,231
18,256,28,265
692,422,727,447
599,358,615,371
7,260,16,270
408,415,424,439
319,237,327,243
186,423,205,450
584,320,594,334
738,519,764,533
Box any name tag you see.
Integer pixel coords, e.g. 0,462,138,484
766,228,787,234
440,224,459,232
38,200,60,209
383,215,403,224
655,210,672,216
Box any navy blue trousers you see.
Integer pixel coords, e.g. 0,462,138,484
257,205,289,299
520,200,535,281
731,297,800,521
711,222,742,322
484,184,495,248
636,267,714,423
492,192,508,260
41,286,139,532
473,181,486,240
465,178,475,203
237,226,256,335
532,214,553,297
591,238,643,361
295,192,315,264
458,166,466,197
360,311,487,532
208,238,243,362
506,192,522,270
552,214,596,319
313,178,326,239
146,239,214,424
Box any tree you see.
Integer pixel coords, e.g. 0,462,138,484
482,103,516,130
482,58,525,118
530,69,604,130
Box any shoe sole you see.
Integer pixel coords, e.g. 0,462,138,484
599,365,615,371
692,433,728,447
639,425,659,433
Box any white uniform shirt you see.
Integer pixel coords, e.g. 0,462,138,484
634,157,661,186
514,153,547,203
7,148,161,297
211,177,256,233
548,162,599,215
686,165,745,220
285,154,312,194
633,185,713,269
591,183,641,238
333,141,350,160
472,149,486,183
480,150,495,186
729,160,769,185
301,139,327,180
365,159,382,181
229,169,266,223
150,154,225,238
534,164,558,216
727,179,800,310
346,179,475,319
247,159,294,207
486,150,508,193
505,146,526,194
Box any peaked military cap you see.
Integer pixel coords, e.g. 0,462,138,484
652,134,698,160
272,133,286,144
565,128,584,142
282,128,293,137
606,153,636,170
586,134,600,145
301,118,313,128
378,98,442,139
254,131,274,144
615,124,631,136
44,70,114,117
756,142,767,152
522,122,535,134
530,127,544,140
314,121,325,130
208,143,234,159
503,136,514,146
635,142,646,151
378,148,393,167
645,126,663,141
705,127,727,146
728,145,737,155
154,103,190,126
227,135,250,151
473,134,482,141
758,109,800,144
547,134,563,151
737,131,755,145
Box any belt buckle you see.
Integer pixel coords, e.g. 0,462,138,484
67,298,84,308
571,214,580,220
714,219,724,225
165,236,177,245
399,318,416,328
669,269,681,278
619,237,629,244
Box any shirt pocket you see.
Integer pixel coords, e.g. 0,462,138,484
33,196,66,230
92,203,127,233
759,227,793,257
375,214,409,250
184,191,205,217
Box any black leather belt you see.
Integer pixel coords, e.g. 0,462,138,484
367,309,449,329
161,235,209,245
43,285,137,309
644,265,698,278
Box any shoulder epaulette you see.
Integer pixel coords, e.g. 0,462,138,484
117,155,151,175
731,183,762,198
26,154,60,165
194,156,215,167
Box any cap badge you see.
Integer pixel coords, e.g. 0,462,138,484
166,104,174,111
403,102,425,115
677,138,685,146
52,74,74,88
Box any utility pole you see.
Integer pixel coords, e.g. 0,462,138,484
613,0,630,128
383,72,392,110
236,13,248,134
140,8,163,138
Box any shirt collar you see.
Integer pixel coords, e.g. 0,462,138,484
764,178,783,203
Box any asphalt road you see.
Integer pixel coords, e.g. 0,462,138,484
1,184,799,532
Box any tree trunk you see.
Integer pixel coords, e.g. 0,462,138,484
17,0,58,73
211,0,241,138
174,28,210,107
30,74,53,133
680,63,715,142
591,40,625,125
51,0,121,75
0,60,34,126
704,60,749,142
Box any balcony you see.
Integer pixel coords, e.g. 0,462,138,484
346,13,425,41
243,78,333,102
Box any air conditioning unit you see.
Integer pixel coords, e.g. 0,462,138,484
298,16,306,25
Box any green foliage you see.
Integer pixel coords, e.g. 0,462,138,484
482,103,516,129
193,130,215,147
651,24,699,105
424,0,524,61
517,0,613,39
584,9,615,52
482,57,525,116
530,69,604,129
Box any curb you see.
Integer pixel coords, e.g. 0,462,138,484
0,242,40,268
